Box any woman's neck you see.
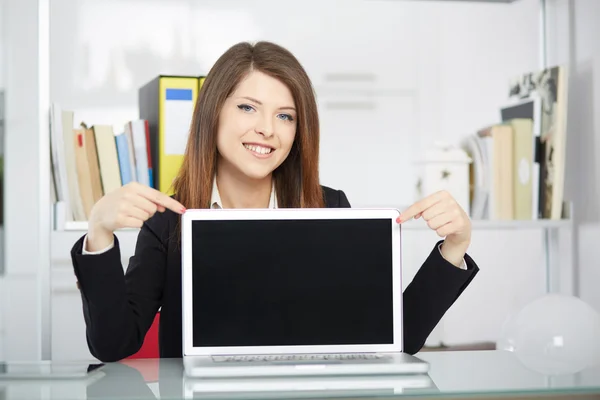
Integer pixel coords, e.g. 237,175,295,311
215,168,273,209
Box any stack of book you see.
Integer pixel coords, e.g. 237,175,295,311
50,106,153,222
50,75,205,225
461,65,569,221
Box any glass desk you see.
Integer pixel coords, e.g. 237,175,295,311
1,350,600,399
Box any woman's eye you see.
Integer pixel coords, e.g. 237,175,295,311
237,104,254,112
277,114,294,122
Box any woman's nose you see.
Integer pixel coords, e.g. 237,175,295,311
255,116,274,138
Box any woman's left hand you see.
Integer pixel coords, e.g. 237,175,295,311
397,190,471,267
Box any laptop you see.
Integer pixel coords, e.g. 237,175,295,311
181,208,429,378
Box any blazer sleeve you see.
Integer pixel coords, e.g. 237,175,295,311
402,241,478,354
336,189,479,354
70,212,169,362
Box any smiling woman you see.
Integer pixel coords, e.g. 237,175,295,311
175,42,324,210
71,40,479,362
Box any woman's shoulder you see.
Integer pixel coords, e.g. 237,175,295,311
320,185,351,208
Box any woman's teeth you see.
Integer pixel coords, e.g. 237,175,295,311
244,144,273,154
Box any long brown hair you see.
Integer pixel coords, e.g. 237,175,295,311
173,41,324,209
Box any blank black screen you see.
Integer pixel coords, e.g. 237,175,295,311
191,218,394,347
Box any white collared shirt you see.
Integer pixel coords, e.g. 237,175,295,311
210,177,278,209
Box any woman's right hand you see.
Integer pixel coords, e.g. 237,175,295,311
86,182,186,252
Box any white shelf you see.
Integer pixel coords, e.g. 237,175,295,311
402,218,572,230
57,218,572,232
59,221,139,232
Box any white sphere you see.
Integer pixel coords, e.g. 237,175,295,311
498,294,600,375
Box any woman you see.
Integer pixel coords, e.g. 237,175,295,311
72,41,478,362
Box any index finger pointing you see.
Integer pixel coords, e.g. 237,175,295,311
399,191,446,222
137,185,186,214
399,202,425,222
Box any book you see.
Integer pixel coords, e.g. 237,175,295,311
93,125,122,195
115,131,134,185
507,66,569,219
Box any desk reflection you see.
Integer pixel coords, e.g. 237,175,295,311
84,358,438,400
3,351,600,400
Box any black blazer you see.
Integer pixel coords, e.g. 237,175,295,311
71,186,479,362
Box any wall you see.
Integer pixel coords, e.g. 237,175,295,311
5,0,580,361
1,1,56,364
0,0,3,90
48,0,541,208
546,0,600,315
1,0,51,361
0,0,5,361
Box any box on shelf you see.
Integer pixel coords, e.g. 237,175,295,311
414,142,472,216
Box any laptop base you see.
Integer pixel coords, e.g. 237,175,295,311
184,352,429,378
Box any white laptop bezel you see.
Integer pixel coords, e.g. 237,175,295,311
181,208,402,356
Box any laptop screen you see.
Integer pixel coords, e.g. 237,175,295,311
191,218,394,347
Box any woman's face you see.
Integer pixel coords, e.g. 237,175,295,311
216,70,297,181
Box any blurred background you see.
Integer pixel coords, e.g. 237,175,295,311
0,0,598,362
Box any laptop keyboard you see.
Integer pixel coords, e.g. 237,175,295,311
211,353,385,363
